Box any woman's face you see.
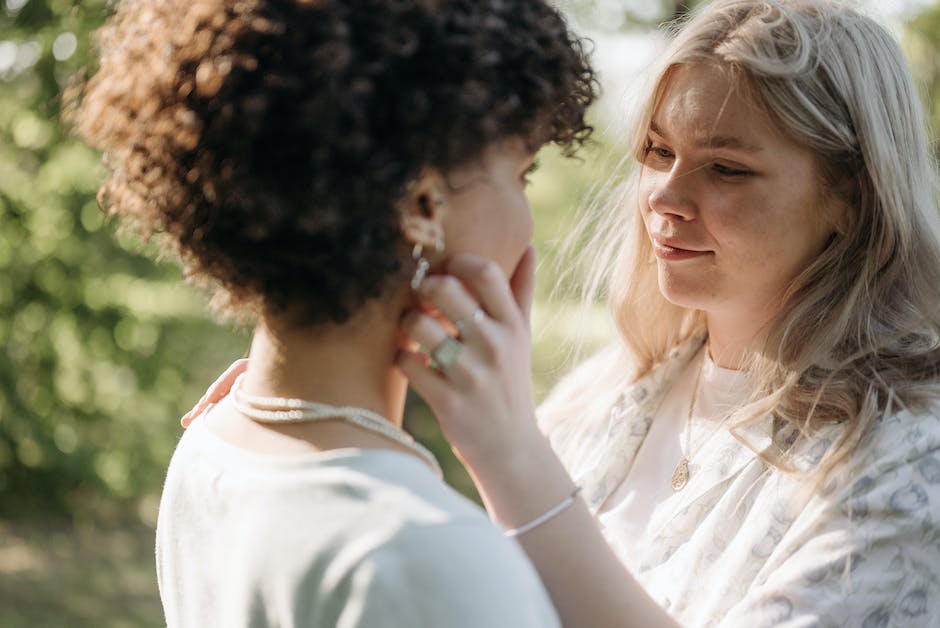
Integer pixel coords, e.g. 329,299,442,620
639,63,838,330
440,139,537,276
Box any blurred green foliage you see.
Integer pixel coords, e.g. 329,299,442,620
558,0,707,31
0,0,250,517
0,0,611,518
906,2,940,154
1,0,938,519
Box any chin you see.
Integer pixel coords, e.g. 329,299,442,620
657,272,710,311
660,291,703,310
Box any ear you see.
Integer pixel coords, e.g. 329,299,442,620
399,169,448,249
827,175,857,236
830,204,849,236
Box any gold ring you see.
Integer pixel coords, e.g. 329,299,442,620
454,307,485,336
430,337,462,370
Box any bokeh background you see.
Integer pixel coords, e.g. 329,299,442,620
1,0,938,625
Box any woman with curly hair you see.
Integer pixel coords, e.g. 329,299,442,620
175,0,940,625
70,0,595,625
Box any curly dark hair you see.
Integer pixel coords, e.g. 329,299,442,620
71,0,596,325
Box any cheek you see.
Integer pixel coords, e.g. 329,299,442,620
494,187,533,242
492,196,533,270
714,214,772,259
716,210,826,283
445,191,532,271
637,172,654,214
707,193,781,258
640,203,655,234
636,187,654,231
518,203,534,243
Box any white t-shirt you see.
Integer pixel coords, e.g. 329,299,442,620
598,347,750,558
156,411,560,628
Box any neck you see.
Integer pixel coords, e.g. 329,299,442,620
241,295,410,427
704,308,771,370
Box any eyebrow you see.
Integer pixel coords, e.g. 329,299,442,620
649,120,764,153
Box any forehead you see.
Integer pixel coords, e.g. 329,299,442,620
651,63,782,152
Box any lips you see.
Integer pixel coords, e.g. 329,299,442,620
651,236,710,261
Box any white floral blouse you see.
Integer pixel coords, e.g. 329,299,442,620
538,337,940,627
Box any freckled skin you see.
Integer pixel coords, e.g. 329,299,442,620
639,64,837,337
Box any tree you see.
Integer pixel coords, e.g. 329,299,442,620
906,2,940,156
556,0,704,31
0,0,247,515
1,0,937,519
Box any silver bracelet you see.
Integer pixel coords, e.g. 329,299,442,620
503,486,583,538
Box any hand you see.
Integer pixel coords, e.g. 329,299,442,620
397,247,544,471
180,358,248,427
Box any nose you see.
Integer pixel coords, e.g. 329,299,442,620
646,168,696,222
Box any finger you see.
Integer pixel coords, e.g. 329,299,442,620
397,349,453,411
207,358,249,400
418,275,485,338
181,402,216,429
399,311,479,385
401,311,451,354
412,301,458,337
445,253,518,324
509,246,536,329
180,358,249,427
181,401,208,428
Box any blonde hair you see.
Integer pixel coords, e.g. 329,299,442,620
584,0,940,473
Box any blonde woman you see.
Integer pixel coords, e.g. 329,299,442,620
192,0,940,625
400,0,940,626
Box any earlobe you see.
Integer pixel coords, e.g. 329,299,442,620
401,214,445,250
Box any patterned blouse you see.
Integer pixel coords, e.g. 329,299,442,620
538,337,940,627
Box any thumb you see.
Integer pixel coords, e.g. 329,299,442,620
509,246,536,329
180,358,248,427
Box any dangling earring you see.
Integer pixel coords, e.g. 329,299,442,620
409,236,444,292
410,244,430,292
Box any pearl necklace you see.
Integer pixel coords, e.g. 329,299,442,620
231,376,442,477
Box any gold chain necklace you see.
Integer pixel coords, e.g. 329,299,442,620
670,347,730,491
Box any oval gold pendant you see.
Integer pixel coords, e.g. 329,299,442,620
671,458,690,491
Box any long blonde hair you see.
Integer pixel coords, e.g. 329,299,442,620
584,0,940,472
